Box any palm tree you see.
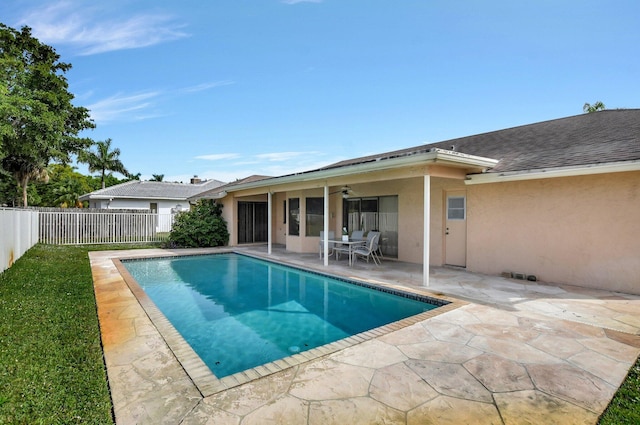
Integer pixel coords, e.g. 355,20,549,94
583,101,606,113
151,174,164,182
53,177,85,208
79,139,129,189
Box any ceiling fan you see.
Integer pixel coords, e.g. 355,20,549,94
329,186,353,198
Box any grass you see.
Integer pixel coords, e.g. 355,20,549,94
598,354,640,424
0,243,638,424
0,243,159,425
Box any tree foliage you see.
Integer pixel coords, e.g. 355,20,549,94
0,163,130,207
168,200,229,248
583,101,606,113
78,138,128,189
0,24,94,206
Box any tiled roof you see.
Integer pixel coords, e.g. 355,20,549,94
80,179,226,201
324,110,640,174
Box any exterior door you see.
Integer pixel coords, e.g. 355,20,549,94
238,202,268,244
444,191,467,267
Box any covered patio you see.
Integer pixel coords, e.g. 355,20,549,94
199,148,499,287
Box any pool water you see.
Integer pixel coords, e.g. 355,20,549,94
123,253,438,378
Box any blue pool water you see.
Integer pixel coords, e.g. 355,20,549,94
123,253,439,378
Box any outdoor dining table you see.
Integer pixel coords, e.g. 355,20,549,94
329,239,366,267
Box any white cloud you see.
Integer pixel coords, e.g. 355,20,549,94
19,1,188,55
86,91,160,123
86,80,231,124
195,153,240,161
281,0,322,4
255,151,321,162
181,81,235,93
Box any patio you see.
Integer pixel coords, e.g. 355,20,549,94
89,246,640,424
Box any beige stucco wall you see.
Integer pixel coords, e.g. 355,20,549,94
466,171,640,294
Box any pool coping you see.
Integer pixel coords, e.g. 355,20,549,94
113,250,465,397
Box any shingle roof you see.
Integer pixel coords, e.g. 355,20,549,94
80,179,226,201
324,110,640,174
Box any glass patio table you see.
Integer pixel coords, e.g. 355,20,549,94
330,239,367,266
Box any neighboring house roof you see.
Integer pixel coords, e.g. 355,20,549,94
325,109,640,174
79,179,226,201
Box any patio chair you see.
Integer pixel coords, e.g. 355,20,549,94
350,230,365,241
353,232,381,265
319,231,335,259
367,231,382,264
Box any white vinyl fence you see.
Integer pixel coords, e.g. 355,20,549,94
1,208,39,274
39,210,175,245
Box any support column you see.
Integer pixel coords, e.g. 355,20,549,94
323,184,329,266
267,191,272,255
423,175,430,286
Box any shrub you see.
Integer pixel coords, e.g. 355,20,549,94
168,200,229,247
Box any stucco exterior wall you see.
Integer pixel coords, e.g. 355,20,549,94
219,197,236,245
272,193,287,245
466,171,640,294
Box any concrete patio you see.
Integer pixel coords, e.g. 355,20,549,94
89,246,640,424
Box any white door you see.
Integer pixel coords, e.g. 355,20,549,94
445,192,467,267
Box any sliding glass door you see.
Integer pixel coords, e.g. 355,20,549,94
238,201,268,244
343,195,398,257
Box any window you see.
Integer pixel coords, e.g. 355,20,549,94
288,198,300,236
305,197,324,236
150,202,158,214
447,196,466,220
343,195,398,258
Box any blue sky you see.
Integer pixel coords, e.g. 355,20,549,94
2,1,639,183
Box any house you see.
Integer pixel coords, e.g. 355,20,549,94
193,110,640,295
80,176,225,215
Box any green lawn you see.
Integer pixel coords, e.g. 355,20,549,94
0,243,637,424
0,244,158,425
598,354,640,424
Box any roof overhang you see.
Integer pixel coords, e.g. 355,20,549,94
465,160,640,185
216,148,499,194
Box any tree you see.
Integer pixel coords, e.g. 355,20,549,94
0,24,94,206
583,101,606,113
52,177,86,208
37,164,91,207
78,138,128,189
168,200,229,248
151,174,164,181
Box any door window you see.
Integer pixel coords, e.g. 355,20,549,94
447,197,466,220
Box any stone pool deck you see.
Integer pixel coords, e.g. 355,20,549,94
89,247,640,425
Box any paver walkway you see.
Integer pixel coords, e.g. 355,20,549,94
89,248,640,424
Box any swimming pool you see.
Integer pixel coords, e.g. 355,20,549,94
122,253,446,378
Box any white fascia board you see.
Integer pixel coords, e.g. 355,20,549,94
225,149,499,193
465,160,640,185
193,190,227,200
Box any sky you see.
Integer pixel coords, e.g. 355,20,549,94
1,1,639,183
